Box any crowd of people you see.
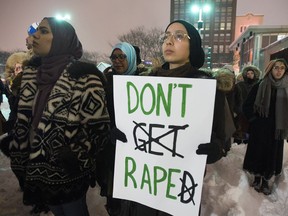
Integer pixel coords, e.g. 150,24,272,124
0,16,287,216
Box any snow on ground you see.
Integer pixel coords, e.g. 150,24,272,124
201,142,288,216
1,95,288,215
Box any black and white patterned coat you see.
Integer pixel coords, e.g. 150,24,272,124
9,61,110,205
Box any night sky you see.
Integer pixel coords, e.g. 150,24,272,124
0,0,287,55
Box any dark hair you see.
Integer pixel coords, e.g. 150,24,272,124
133,45,141,65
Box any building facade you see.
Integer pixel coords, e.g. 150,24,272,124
229,25,288,73
170,0,237,69
235,13,263,40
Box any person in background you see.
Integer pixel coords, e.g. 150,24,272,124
236,72,244,83
0,17,110,216
3,22,39,133
0,76,6,135
243,58,288,195
1,22,47,215
26,22,39,58
234,65,261,144
213,67,238,155
3,52,28,125
117,19,227,216
100,41,138,216
133,45,142,66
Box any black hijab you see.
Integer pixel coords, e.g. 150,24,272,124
162,20,205,70
32,17,83,128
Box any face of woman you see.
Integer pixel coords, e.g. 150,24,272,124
246,70,255,79
111,49,128,74
162,22,190,69
14,63,23,76
32,19,53,57
271,61,286,80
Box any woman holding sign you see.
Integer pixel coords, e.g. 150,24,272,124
118,20,227,216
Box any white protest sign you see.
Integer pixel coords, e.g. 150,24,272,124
113,75,216,216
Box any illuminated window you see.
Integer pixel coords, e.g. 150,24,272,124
220,23,225,30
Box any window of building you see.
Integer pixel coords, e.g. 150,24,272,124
262,35,278,48
213,45,218,53
213,33,219,43
225,46,230,54
204,22,210,30
240,25,247,33
226,22,231,30
226,14,232,22
226,33,231,39
219,33,225,42
219,45,224,53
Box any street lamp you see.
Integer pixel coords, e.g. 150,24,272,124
191,3,212,69
55,14,71,21
191,3,211,33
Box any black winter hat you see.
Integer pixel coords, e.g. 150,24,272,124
165,20,205,69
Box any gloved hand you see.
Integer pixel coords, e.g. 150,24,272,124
196,141,224,164
110,127,127,145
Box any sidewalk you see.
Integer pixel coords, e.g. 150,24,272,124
0,152,109,216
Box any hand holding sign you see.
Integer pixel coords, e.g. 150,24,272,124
110,127,127,145
196,141,223,164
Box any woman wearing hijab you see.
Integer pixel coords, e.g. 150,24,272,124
104,42,138,127
243,58,288,195
99,42,138,216
0,17,110,216
116,20,226,216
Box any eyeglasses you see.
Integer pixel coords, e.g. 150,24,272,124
273,66,286,71
159,31,191,44
110,54,127,61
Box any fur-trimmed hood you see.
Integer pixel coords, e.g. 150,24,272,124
5,51,31,79
213,68,235,92
241,65,262,81
67,60,106,84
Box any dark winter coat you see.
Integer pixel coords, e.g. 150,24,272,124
234,66,262,141
4,61,110,205
96,67,139,198
243,81,284,180
119,63,227,216
237,65,261,112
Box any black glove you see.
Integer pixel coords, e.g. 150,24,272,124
196,142,224,164
110,127,127,145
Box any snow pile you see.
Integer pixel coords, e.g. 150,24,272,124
201,143,288,216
